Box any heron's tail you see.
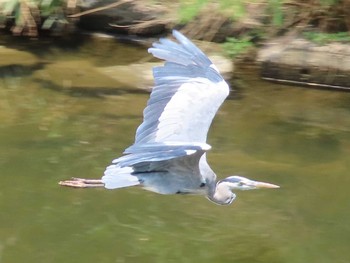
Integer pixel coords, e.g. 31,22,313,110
102,165,140,189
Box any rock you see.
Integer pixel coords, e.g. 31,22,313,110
97,63,153,90
97,54,233,90
32,59,142,96
257,37,350,89
0,46,38,67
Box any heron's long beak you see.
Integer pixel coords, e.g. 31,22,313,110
254,181,280,189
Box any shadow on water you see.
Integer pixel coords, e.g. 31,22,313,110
0,62,49,78
1,35,350,263
34,78,149,98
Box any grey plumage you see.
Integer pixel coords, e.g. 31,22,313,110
59,30,279,205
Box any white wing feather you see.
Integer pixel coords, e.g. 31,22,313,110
133,30,229,145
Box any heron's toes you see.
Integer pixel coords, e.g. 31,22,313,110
59,180,87,188
59,178,104,188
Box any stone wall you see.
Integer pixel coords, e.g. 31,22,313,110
258,37,350,90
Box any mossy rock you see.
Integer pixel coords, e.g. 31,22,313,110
0,46,38,67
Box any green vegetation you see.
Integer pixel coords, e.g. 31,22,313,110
178,0,208,23
303,32,350,44
178,0,349,31
268,0,284,26
222,36,253,58
0,0,71,36
178,0,247,23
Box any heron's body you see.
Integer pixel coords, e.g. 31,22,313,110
59,30,279,205
103,149,218,198
131,153,209,195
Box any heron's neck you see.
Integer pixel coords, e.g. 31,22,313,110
207,181,236,205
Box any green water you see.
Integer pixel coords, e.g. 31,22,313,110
1,36,350,263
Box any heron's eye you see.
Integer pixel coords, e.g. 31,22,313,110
238,182,244,186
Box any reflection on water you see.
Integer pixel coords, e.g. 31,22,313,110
1,37,350,263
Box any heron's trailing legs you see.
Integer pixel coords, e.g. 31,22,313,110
59,178,104,188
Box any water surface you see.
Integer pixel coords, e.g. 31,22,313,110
0,36,350,263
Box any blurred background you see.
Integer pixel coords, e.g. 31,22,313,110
1,1,350,263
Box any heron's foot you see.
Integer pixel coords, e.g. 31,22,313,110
59,177,104,188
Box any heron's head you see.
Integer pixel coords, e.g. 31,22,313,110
219,175,280,191
209,175,280,205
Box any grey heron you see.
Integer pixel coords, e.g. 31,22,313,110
59,30,279,205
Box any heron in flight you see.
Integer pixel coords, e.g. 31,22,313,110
59,30,279,205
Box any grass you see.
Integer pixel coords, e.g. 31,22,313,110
178,0,208,23
178,0,247,23
222,37,253,58
303,32,350,44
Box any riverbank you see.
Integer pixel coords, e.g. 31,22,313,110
1,0,349,41
1,0,350,90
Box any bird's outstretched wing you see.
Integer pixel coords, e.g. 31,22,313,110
133,30,229,146
105,31,227,187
